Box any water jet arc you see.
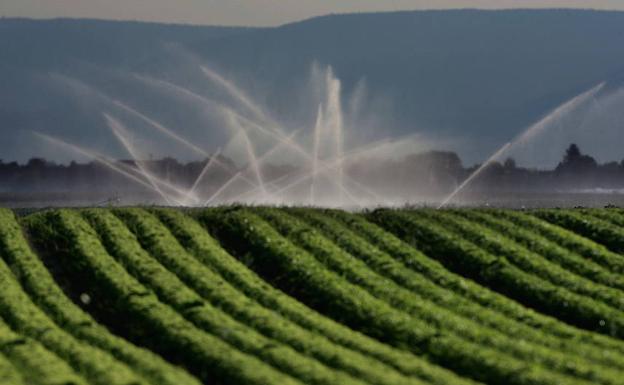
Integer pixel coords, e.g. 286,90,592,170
438,81,605,209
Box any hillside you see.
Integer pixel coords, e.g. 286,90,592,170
1,207,624,384
2,10,624,164
194,9,624,163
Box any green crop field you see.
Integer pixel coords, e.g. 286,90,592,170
1,207,624,385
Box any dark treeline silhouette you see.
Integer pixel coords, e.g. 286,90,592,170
2,144,624,204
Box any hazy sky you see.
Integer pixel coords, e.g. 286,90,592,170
2,0,624,26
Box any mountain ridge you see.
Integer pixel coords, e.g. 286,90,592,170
2,9,624,165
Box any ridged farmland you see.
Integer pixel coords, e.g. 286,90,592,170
2,207,624,385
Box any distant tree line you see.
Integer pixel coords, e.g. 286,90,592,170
2,144,624,203
346,143,624,198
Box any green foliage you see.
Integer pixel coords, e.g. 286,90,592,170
258,208,617,385
0,209,201,385
495,209,624,273
90,208,371,385
368,209,624,338
331,208,624,355
165,209,462,385
0,349,24,385
50,209,306,385
1,210,143,385
457,209,624,292
534,209,624,254
417,209,624,327
219,209,525,384
0,317,85,385
291,208,624,370
2,207,624,385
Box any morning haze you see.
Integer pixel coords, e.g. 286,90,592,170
3,0,624,26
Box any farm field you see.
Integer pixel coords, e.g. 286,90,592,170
1,207,624,385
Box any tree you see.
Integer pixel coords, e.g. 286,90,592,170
556,143,597,174
26,158,47,169
563,144,582,164
503,157,517,170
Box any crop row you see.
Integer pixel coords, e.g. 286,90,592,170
22,207,478,385
423,209,624,311
0,210,151,385
286,207,624,369
533,209,624,254
208,207,624,385
88,208,396,385
2,206,624,385
493,209,624,273
26,209,303,385
2,205,476,385
326,208,624,354
267,208,624,383
0,316,85,385
162,209,463,385
453,210,624,292
0,209,204,385
367,209,624,338
0,347,25,385
412,209,624,327
135,208,446,385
